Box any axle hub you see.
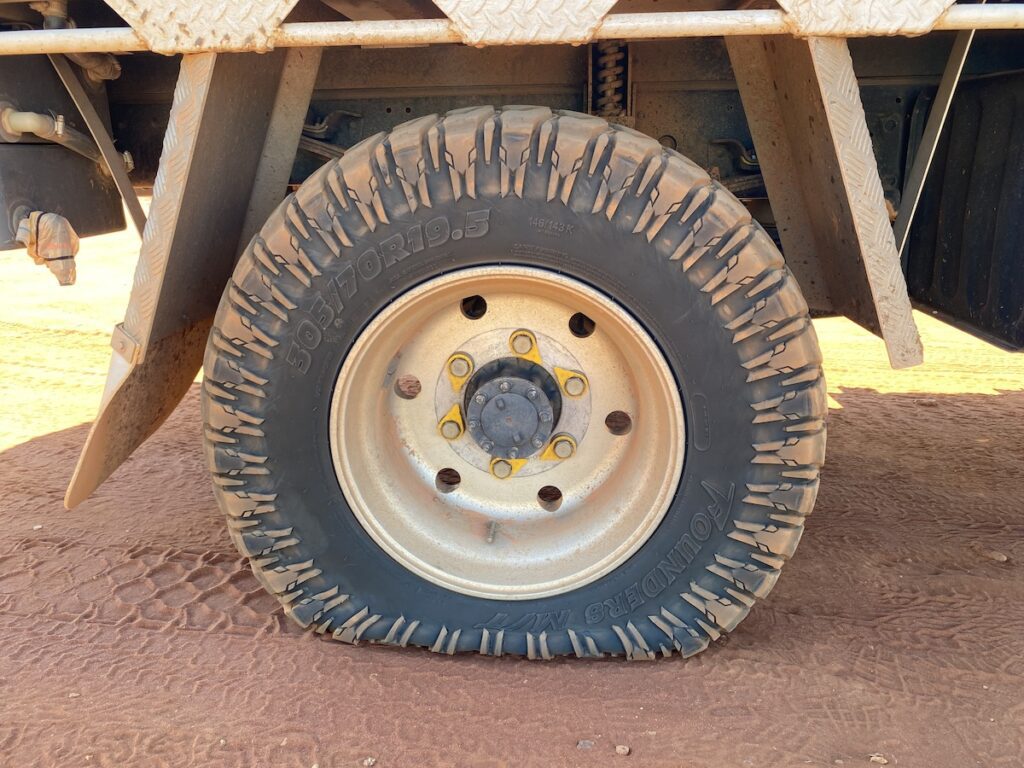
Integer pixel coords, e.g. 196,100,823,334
464,357,561,459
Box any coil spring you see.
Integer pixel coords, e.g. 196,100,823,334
595,40,626,117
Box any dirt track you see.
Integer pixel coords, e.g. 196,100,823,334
1,223,1023,768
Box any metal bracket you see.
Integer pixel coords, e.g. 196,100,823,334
48,52,146,236
893,21,979,265
66,48,320,507
728,35,923,369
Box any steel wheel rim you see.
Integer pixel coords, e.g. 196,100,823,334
329,266,685,600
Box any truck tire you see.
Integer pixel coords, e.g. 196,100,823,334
202,106,827,659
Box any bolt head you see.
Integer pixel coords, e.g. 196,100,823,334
511,332,533,355
481,440,494,452
527,388,538,400
441,420,462,440
565,376,586,397
468,419,479,429
553,438,574,459
498,381,511,393
539,410,552,423
474,393,486,405
531,436,544,449
449,356,471,378
508,447,519,459
492,460,513,479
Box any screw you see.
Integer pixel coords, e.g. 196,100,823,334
499,381,511,393
527,388,538,400
565,376,586,397
474,393,486,405
539,410,552,423
553,437,575,459
448,356,471,378
492,460,513,479
54,114,65,137
511,331,534,355
440,420,462,440
531,436,544,449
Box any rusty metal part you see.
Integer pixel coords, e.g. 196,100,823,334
727,34,923,369
65,49,316,508
47,54,146,236
0,6,1023,57
329,266,683,600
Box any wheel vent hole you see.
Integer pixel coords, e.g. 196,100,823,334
568,312,596,338
461,295,487,320
436,468,461,493
394,374,422,400
537,485,563,511
605,410,632,436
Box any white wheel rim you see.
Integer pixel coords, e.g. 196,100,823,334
329,266,685,600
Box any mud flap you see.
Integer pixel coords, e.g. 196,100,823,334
65,48,321,507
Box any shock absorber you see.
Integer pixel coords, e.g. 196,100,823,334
593,40,628,118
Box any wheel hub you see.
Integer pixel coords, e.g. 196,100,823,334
329,266,684,599
465,358,560,459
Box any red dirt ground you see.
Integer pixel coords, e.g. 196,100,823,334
1,224,1023,767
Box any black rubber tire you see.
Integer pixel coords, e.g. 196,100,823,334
202,106,827,660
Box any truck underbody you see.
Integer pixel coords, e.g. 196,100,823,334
1,0,1021,659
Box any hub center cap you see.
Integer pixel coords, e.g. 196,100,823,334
465,359,560,459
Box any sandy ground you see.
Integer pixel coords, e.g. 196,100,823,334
1,220,1023,768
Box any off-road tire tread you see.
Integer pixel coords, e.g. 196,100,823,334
202,106,826,660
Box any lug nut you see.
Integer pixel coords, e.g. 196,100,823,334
564,375,587,397
492,460,513,479
553,437,575,459
511,331,534,355
441,420,462,440
448,356,471,378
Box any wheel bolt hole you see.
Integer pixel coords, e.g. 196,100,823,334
537,485,563,511
435,468,461,493
461,295,487,320
605,410,632,436
394,374,421,399
568,312,596,338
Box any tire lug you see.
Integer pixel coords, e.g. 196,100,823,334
564,376,586,397
448,355,471,378
440,420,462,440
510,330,534,356
553,436,575,459
491,460,513,479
